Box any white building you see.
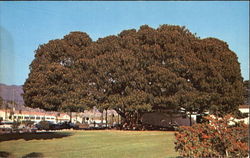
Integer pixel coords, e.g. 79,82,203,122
0,109,70,124
236,105,249,124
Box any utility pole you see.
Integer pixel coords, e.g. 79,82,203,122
11,89,15,121
5,103,8,120
12,89,14,107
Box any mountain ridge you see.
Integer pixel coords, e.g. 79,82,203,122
0,83,24,105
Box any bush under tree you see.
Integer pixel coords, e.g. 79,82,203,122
38,121,50,130
175,115,249,157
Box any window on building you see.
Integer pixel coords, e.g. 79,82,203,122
36,117,41,120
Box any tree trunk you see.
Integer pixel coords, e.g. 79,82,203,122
117,114,119,125
100,110,103,127
136,111,139,124
76,113,78,123
70,112,72,123
189,113,192,126
111,114,114,127
105,109,108,128
114,109,128,129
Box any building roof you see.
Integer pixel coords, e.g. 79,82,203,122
239,105,250,109
0,109,57,117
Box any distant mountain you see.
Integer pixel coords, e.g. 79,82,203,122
0,83,48,112
0,83,24,105
0,84,118,115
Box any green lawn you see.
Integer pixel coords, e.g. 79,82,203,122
0,130,178,158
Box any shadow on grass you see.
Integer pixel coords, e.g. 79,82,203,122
0,151,12,158
0,132,73,142
22,152,44,158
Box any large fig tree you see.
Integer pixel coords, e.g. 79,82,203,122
23,25,244,127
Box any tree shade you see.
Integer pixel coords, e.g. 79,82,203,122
23,25,244,126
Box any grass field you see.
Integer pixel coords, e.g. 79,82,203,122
0,130,178,158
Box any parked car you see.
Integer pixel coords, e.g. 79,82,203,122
0,121,13,134
35,121,54,130
19,126,38,133
59,122,79,129
0,121,13,129
35,121,79,130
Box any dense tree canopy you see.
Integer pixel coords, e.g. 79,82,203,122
23,32,93,112
243,80,249,105
23,25,244,125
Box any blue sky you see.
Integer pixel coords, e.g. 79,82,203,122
0,1,249,85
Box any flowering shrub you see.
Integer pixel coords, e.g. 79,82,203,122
175,115,249,157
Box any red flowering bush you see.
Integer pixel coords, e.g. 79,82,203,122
175,115,249,157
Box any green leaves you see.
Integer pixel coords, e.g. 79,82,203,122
23,25,244,121
23,32,91,112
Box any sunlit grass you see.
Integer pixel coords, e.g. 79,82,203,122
0,130,178,158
